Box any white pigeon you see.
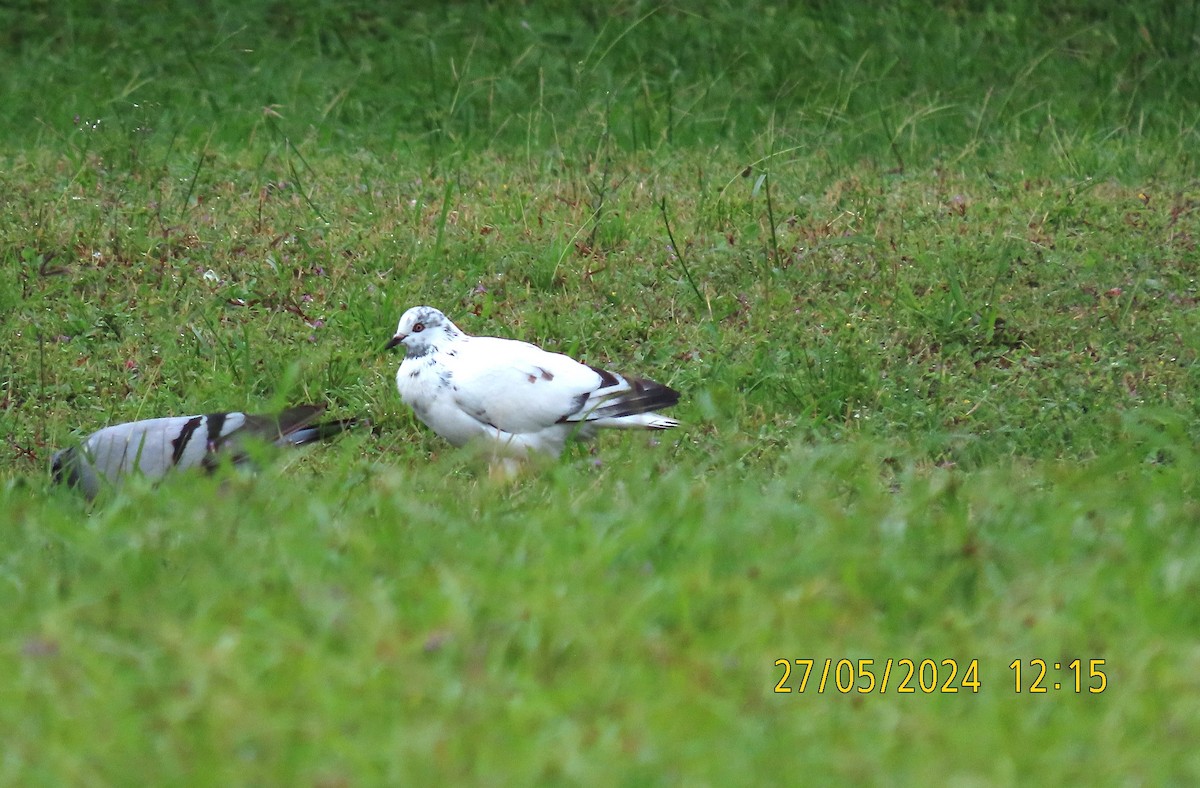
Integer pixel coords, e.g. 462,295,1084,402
386,306,679,471
52,404,357,500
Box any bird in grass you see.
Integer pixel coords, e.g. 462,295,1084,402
51,404,358,500
386,306,680,474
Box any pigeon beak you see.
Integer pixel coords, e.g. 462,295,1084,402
385,334,406,352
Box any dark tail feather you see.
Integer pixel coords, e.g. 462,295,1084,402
235,405,360,448
268,405,327,438
590,378,680,420
285,418,361,446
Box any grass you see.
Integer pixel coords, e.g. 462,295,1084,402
3,0,1200,782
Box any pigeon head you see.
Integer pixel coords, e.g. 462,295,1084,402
50,447,75,485
386,306,462,358
50,445,97,497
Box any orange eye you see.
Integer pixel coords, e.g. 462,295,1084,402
413,322,425,332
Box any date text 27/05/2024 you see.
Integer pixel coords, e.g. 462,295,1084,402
774,659,1108,694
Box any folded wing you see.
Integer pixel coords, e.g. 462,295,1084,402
447,338,608,433
449,337,678,434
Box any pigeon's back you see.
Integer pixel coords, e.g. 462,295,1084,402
84,413,248,478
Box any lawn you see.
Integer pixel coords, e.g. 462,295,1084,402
2,0,1200,782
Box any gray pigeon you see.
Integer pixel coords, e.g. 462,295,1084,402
51,405,357,500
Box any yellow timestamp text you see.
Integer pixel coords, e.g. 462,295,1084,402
774,658,981,694
1009,659,1108,693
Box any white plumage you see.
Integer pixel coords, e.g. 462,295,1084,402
386,306,680,468
52,405,356,500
